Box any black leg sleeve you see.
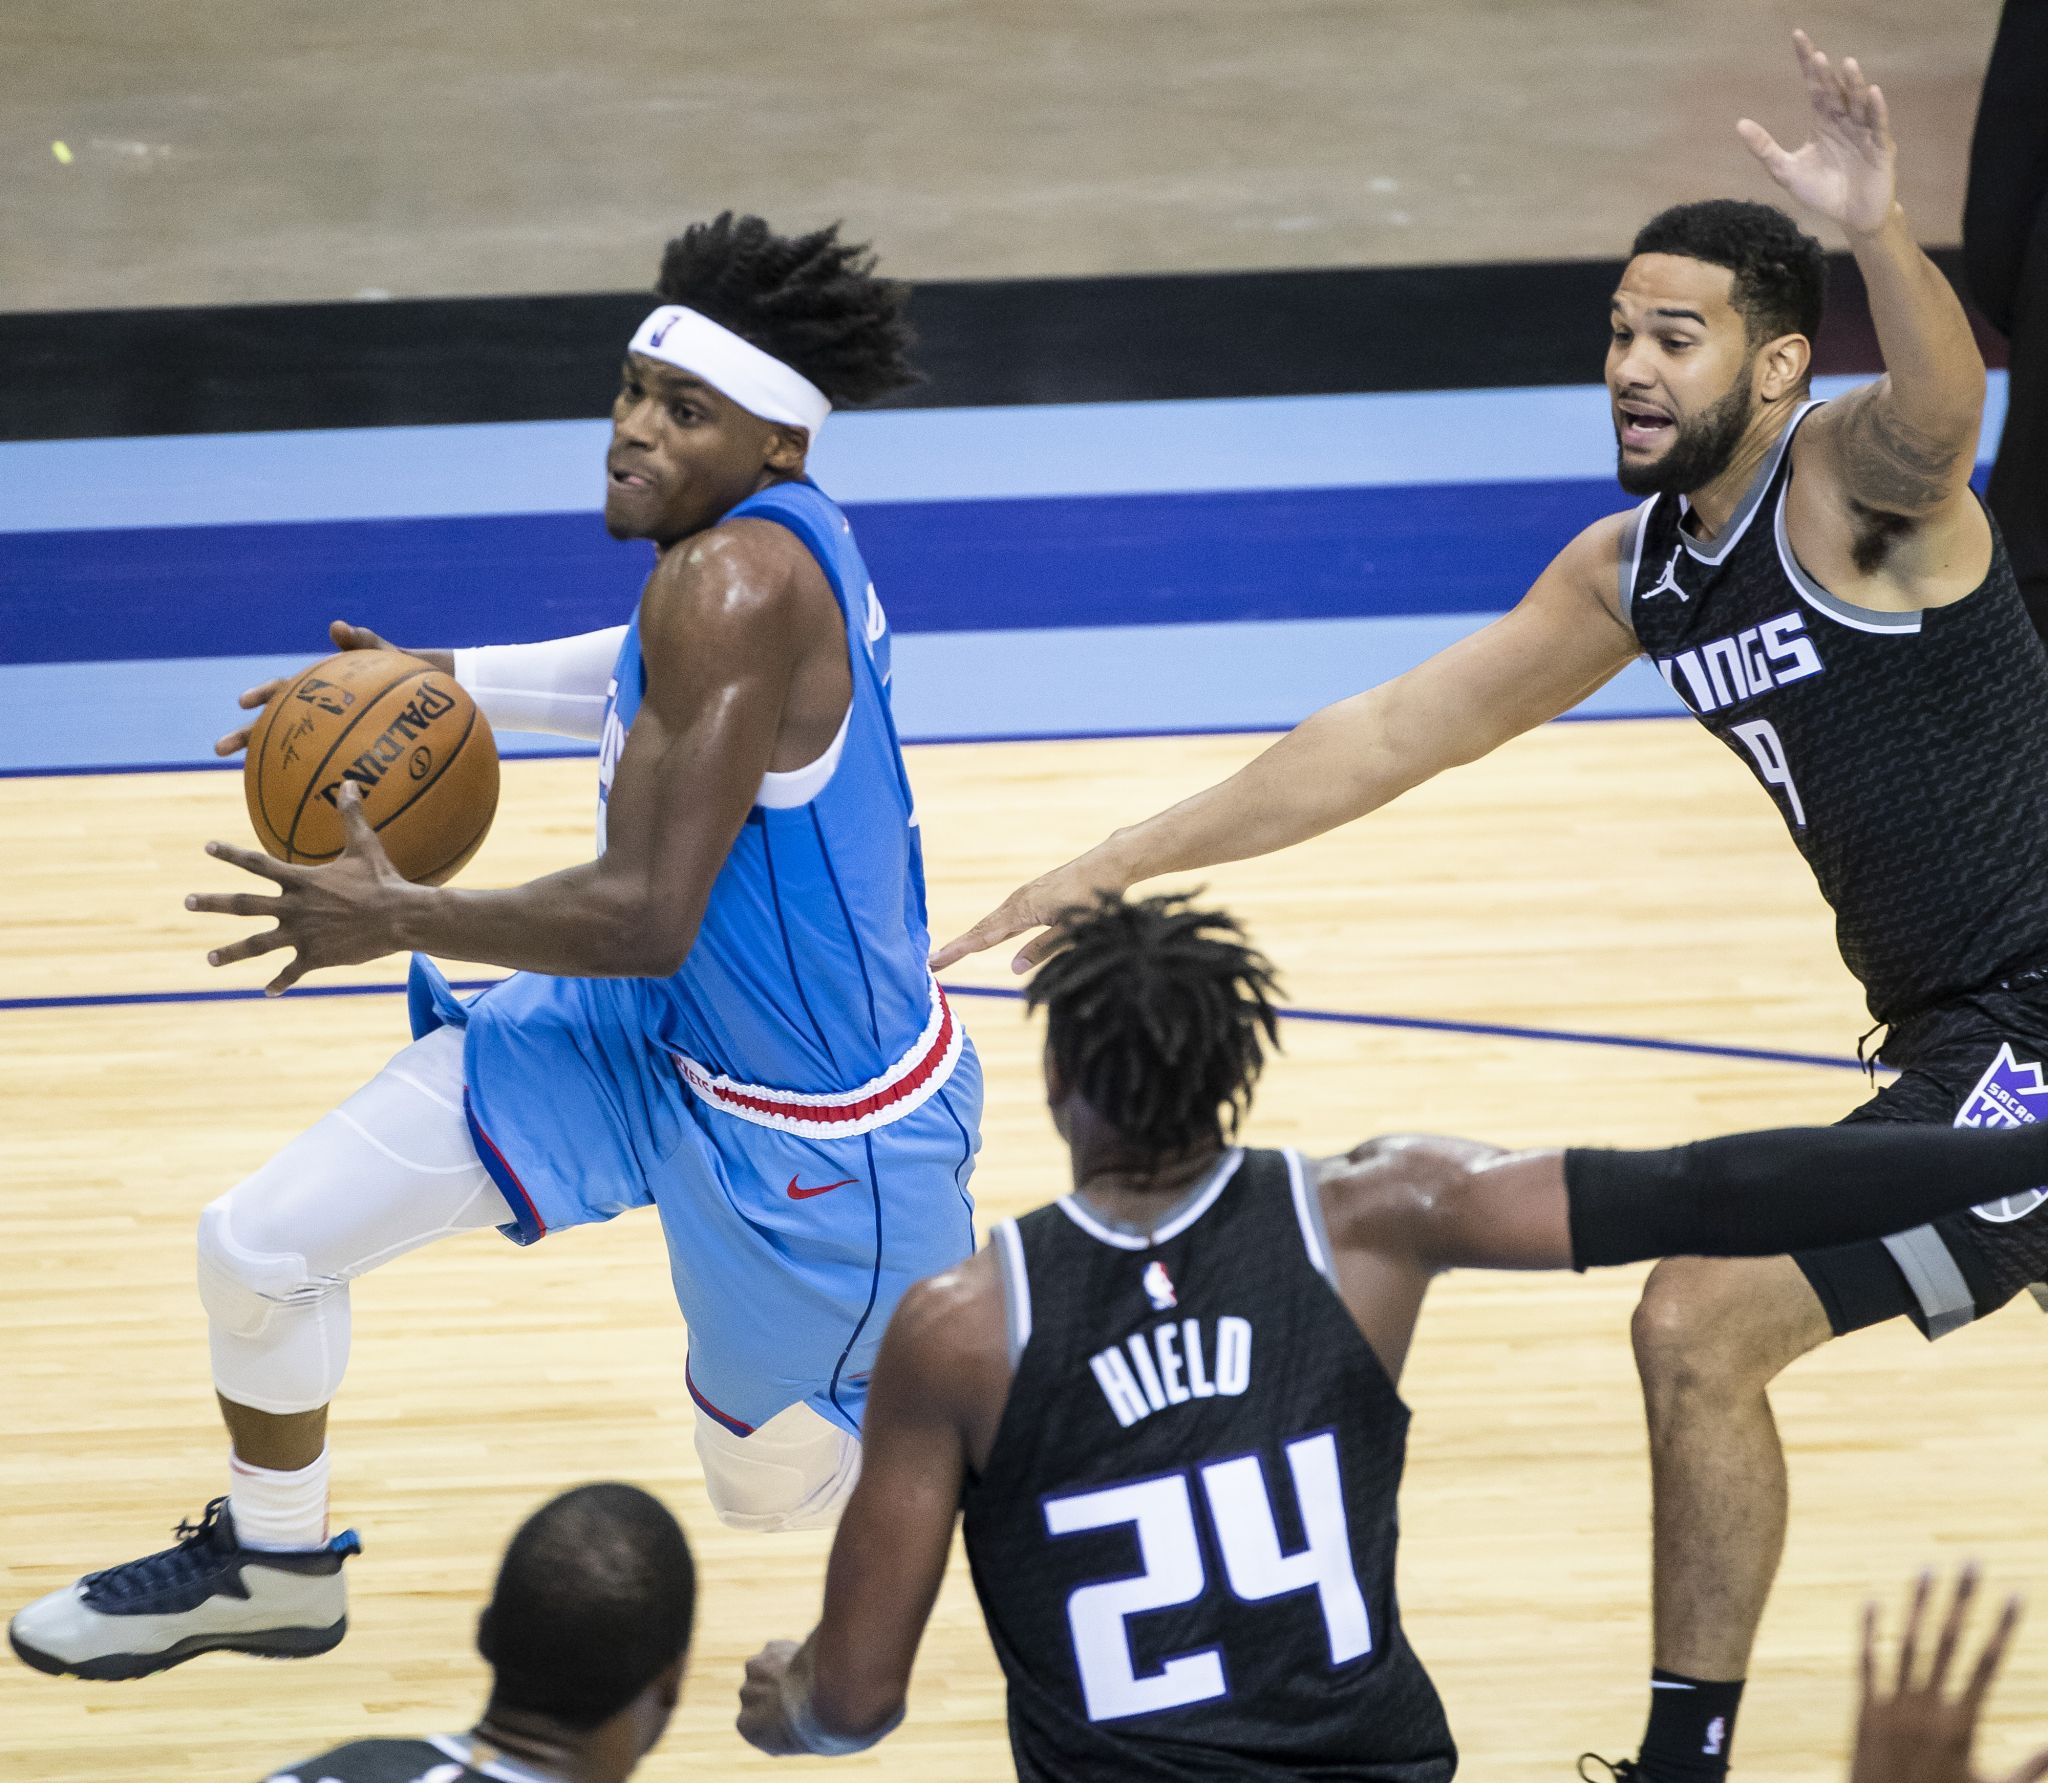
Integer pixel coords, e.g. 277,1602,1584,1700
1565,1121,2048,1270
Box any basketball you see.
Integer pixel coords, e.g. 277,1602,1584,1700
242,649,499,885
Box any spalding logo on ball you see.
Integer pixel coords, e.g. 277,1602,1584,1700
244,649,500,885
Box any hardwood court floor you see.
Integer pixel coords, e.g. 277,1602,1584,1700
3,720,2044,1781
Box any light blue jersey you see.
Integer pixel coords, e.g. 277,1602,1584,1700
410,479,981,1436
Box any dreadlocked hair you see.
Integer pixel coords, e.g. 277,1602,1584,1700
655,213,920,406
1027,892,1283,1160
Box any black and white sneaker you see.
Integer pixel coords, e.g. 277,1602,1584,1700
8,1498,359,1680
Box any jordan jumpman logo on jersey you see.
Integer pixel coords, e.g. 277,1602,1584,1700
1642,547,1690,603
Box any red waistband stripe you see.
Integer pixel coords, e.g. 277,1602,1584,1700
673,981,964,1138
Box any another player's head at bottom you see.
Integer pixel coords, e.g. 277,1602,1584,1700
1608,198,1826,497
1027,891,1283,1180
474,1482,697,1780
604,212,921,547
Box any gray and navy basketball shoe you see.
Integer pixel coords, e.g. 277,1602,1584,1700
8,1498,359,1680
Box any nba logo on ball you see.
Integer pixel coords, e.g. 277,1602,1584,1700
1954,1044,2048,1223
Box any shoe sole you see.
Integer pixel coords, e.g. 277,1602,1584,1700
8,1616,346,1681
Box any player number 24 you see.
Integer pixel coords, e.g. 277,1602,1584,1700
1043,1430,1371,1724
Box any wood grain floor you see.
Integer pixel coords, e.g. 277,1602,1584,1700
3,721,2043,1781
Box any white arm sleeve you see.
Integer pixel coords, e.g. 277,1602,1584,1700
451,625,628,740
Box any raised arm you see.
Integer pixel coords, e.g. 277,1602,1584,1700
1743,34,1987,531
191,520,821,992
934,513,1640,971
736,1261,1005,1758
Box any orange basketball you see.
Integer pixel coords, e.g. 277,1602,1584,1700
244,650,499,886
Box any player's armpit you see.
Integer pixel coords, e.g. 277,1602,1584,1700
805,1265,1003,1742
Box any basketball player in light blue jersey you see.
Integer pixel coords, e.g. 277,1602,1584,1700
10,215,983,1682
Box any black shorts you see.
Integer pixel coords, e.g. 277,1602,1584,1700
1796,983,2048,1340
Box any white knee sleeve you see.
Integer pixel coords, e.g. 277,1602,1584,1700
196,1198,326,1340
200,1025,509,1416
199,1193,352,1413
694,1402,863,1534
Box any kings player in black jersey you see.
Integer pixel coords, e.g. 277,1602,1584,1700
735,896,2048,1780
938,32,2045,1781
257,1485,694,1783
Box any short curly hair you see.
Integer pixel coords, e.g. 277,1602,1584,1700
1028,891,1283,1159
1632,199,1827,346
655,213,919,406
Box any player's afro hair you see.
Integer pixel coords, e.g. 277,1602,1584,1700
1028,892,1283,1160
1632,199,1828,348
655,212,920,407
478,1482,695,1731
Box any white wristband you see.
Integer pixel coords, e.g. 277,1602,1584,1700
451,626,627,741
784,1683,902,1757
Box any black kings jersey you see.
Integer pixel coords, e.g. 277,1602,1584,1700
960,1147,1455,1782
1623,400,2048,1024
263,1733,551,1783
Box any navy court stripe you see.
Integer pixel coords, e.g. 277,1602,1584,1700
0,976,1881,1075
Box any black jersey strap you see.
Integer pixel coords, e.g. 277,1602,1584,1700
1618,495,1657,623
991,1219,1032,1367
1284,1150,1341,1287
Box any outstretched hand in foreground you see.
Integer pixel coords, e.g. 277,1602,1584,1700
1849,1568,2048,1783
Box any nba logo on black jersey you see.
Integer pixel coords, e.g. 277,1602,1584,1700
1142,1260,1177,1309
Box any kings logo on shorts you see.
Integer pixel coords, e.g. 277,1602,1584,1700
1953,1043,2048,1223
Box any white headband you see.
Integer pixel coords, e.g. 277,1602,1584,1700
628,305,832,436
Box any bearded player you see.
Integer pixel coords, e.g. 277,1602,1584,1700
10,215,983,1680
938,36,2046,1782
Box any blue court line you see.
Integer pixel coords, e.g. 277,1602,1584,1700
0,975,1878,1075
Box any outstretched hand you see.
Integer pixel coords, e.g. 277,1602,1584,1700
186,780,414,995
1738,29,1897,237
929,847,1133,975
1849,1567,2048,1783
214,620,400,758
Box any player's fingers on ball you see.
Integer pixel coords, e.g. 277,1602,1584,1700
337,778,375,832
214,727,253,757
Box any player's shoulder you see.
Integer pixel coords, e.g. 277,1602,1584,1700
639,510,832,653
888,1247,1005,1357
260,1735,473,1783
1560,506,1645,582
1524,506,1646,630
